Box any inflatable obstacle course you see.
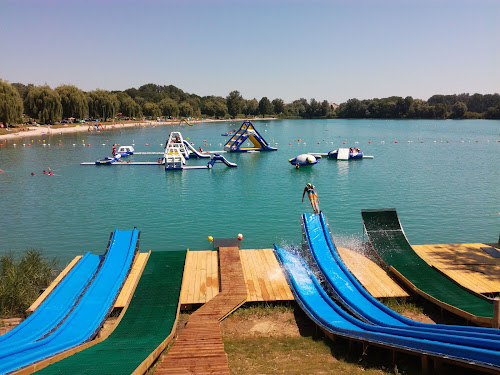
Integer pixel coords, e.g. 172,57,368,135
223,121,277,152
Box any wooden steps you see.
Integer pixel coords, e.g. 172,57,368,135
155,246,247,374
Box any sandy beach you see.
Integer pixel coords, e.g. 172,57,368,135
0,118,276,141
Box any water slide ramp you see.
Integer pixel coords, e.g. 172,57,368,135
302,213,500,345
0,252,100,348
37,251,186,375
273,245,500,371
0,229,139,374
361,209,493,320
183,140,210,158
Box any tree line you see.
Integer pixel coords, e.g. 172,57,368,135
1,78,499,125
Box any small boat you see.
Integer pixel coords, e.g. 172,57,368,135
95,154,121,165
116,146,134,156
289,153,320,166
328,148,363,160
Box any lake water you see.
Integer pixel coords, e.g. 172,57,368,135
0,119,499,266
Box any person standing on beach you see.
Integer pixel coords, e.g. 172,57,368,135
302,183,320,214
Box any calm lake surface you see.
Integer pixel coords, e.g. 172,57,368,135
1,119,499,265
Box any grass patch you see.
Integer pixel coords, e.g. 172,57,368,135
224,335,411,375
231,302,294,319
0,249,58,317
380,298,424,315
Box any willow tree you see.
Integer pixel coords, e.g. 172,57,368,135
24,85,62,123
0,79,23,125
117,93,142,118
178,102,194,117
88,90,118,120
142,102,161,119
159,98,179,118
55,85,88,120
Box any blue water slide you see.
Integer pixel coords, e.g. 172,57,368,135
273,245,500,370
302,213,500,348
0,252,101,349
207,154,237,168
183,140,210,158
0,229,139,374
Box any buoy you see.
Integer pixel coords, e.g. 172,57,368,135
237,233,243,240
208,236,213,242
88,144,91,147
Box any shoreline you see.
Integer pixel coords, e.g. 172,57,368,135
0,118,277,141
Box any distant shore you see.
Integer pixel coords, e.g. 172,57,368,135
0,118,277,141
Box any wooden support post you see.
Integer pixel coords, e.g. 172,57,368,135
434,358,443,373
421,355,429,374
391,350,397,365
493,298,500,329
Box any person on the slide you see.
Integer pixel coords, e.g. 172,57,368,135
302,183,320,214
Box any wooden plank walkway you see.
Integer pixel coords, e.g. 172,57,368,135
412,243,500,294
156,246,247,375
337,247,409,298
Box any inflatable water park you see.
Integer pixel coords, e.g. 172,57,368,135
81,120,283,170
223,120,277,152
1,210,499,374
82,130,238,170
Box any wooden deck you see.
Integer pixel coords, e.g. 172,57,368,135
337,247,409,298
180,248,294,307
156,246,247,375
412,243,500,294
179,247,408,306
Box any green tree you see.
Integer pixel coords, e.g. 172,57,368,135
142,102,161,119
0,79,23,125
272,98,285,115
11,83,32,101
159,98,180,118
179,101,194,117
117,93,142,118
451,102,467,119
24,85,63,123
201,99,216,117
226,90,244,118
55,85,88,120
244,99,259,116
87,90,118,120
258,97,274,117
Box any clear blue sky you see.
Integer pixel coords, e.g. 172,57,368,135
1,0,499,103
